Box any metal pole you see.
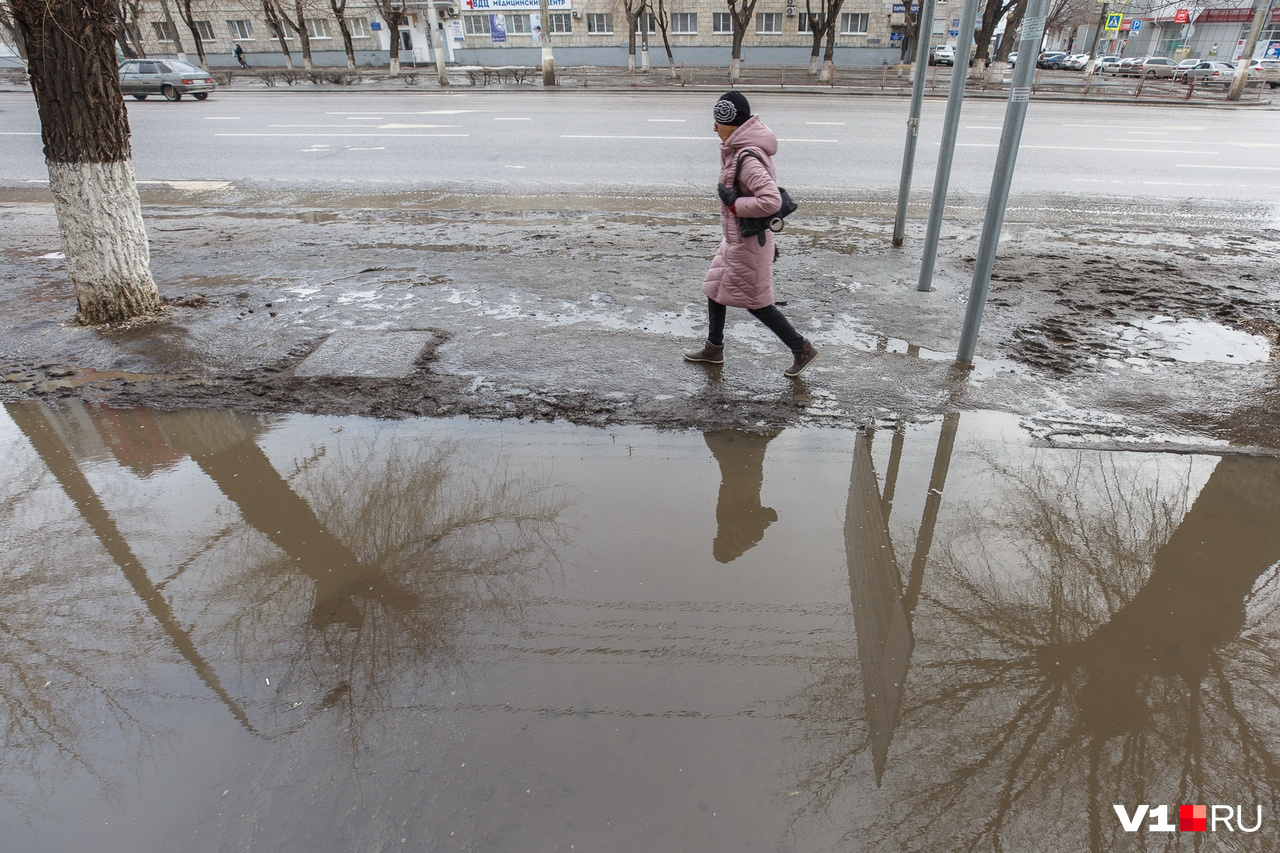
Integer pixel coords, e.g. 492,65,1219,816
891,0,938,248
955,0,1051,366
916,0,980,292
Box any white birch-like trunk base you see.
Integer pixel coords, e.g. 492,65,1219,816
47,159,159,325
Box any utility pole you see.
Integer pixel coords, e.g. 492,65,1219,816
1082,1,1108,76
425,0,448,86
1228,0,1277,101
538,0,556,85
892,0,938,248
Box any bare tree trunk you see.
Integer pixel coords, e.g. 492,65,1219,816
820,0,842,83
12,0,159,325
654,0,677,77
375,0,406,74
727,0,758,84
157,0,186,59
121,0,146,57
282,0,314,71
262,0,294,68
330,0,357,69
176,0,208,68
805,3,823,74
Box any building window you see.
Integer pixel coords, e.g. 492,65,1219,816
634,12,656,33
713,12,733,33
464,14,491,35
306,18,332,39
548,12,572,33
840,12,868,34
345,16,369,37
269,22,294,40
756,12,781,33
151,21,179,41
798,13,822,33
587,13,613,33
671,12,697,34
193,20,215,40
507,13,532,33
227,19,254,40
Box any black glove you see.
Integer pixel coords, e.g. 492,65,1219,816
717,183,740,208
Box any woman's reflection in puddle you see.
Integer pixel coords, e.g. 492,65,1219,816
704,429,782,564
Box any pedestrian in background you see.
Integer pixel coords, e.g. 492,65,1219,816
684,91,818,378
234,43,250,69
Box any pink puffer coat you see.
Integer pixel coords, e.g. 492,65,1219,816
701,115,782,310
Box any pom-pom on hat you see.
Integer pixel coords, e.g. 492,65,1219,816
713,91,751,127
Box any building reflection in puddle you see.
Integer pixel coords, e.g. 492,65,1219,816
806,419,1280,851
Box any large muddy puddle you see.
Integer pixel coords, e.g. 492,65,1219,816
3,403,1278,852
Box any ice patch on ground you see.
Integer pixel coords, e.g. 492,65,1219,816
1106,316,1272,366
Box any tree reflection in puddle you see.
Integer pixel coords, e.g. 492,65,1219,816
800,422,1280,851
0,401,569,805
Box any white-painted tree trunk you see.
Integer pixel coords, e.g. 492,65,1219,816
819,59,834,82
729,57,741,83
47,159,158,324
808,55,820,75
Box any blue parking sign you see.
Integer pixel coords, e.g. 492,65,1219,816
1130,19,1141,32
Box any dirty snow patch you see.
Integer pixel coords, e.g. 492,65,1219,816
1108,316,1272,365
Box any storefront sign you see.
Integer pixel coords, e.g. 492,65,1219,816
465,0,571,9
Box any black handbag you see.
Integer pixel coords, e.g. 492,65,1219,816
732,150,799,241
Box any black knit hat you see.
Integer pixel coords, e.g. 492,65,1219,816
713,91,751,127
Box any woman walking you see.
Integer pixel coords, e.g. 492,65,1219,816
684,91,818,378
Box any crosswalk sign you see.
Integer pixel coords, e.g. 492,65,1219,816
1105,12,1122,32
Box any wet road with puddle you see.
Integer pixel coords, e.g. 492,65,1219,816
3,402,1278,851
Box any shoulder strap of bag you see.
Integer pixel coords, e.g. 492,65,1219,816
732,149,767,195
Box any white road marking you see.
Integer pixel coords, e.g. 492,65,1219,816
494,117,533,121
777,138,840,143
955,143,1220,154
137,180,233,190
0,132,40,135
1061,123,1208,130
325,110,481,115
561,134,712,140
217,133,470,138
1176,164,1280,170
805,121,845,125
203,116,242,120
648,118,687,122
349,147,386,151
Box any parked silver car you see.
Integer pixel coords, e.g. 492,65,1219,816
118,59,216,101
1135,57,1177,78
1180,61,1237,86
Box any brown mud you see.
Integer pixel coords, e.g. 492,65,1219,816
2,188,1278,448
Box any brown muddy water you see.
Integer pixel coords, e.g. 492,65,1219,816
2,402,1279,853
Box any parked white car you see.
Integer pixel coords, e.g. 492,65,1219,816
1063,54,1090,70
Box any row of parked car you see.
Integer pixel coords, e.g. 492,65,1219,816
1035,51,1280,87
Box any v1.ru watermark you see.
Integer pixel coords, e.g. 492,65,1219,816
1114,804,1263,833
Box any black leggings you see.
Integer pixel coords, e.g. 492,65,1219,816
706,298,805,351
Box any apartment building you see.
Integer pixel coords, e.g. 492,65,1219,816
124,0,916,68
